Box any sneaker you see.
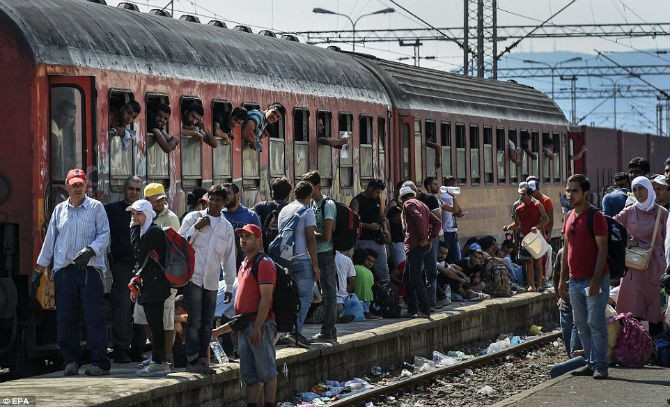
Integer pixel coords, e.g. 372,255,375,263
113,351,131,364
593,368,608,380
310,333,337,344
286,333,311,349
451,293,465,302
84,366,111,376
434,298,452,308
63,361,79,376
571,366,594,376
137,362,167,377
137,357,152,369
186,360,214,375
163,362,172,374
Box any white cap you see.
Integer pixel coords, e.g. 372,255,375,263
528,180,538,191
652,175,668,187
399,186,416,198
518,181,530,194
126,199,157,219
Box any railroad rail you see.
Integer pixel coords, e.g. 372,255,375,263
329,331,563,406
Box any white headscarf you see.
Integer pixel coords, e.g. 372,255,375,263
127,199,157,236
632,176,656,212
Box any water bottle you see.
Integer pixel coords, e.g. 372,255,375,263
444,285,452,301
210,339,228,364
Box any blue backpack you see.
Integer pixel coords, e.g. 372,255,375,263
267,205,309,269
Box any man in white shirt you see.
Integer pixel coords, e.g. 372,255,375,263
179,185,236,374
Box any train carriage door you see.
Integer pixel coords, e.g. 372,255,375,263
399,115,413,182
48,76,95,215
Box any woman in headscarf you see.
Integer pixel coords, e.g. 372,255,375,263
614,176,668,337
127,199,171,376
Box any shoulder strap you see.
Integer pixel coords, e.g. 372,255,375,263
250,253,269,281
586,206,596,238
650,206,662,248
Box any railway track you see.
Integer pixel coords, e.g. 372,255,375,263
329,331,563,407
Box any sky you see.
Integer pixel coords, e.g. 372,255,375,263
107,0,670,133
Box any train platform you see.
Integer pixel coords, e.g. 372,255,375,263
0,291,558,407
495,365,670,407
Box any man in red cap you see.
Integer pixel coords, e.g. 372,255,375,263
36,168,111,376
235,223,278,407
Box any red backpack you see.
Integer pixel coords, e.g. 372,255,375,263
609,312,653,368
159,227,196,288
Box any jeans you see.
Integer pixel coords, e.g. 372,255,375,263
559,303,583,358
424,238,439,306
184,282,218,362
568,275,610,370
317,252,337,338
404,246,430,315
444,231,461,264
110,260,134,352
54,265,110,370
289,257,314,334
355,240,390,285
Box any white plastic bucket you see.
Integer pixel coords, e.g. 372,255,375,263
522,231,549,259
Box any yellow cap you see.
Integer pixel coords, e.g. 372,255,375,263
144,183,167,199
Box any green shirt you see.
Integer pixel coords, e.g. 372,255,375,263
354,265,374,303
311,196,336,253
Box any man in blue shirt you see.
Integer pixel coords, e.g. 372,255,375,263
36,169,111,376
601,172,630,217
223,183,261,268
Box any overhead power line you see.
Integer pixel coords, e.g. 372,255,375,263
497,64,670,78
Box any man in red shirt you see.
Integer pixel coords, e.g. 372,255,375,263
513,182,549,292
558,174,609,380
528,177,555,286
234,224,278,406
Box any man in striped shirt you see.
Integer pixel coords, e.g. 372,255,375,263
36,168,111,376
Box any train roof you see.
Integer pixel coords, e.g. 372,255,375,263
355,56,568,127
0,0,390,105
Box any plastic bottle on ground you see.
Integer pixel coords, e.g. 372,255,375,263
432,351,458,366
210,340,228,364
413,356,436,372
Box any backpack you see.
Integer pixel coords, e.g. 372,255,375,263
569,206,628,279
159,227,196,288
251,254,300,333
261,201,284,254
371,282,401,318
609,312,653,368
654,331,670,367
482,258,512,297
320,199,361,252
267,205,309,269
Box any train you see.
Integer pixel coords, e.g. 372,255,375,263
0,0,667,374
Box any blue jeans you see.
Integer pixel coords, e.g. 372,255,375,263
559,304,583,358
355,240,390,285
568,275,610,370
238,320,278,385
444,231,461,264
54,265,110,370
289,257,314,334
404,246,430,315
317,252,337,338
184,282,218,362
424,238,440,306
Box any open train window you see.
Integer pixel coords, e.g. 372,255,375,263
520,130,530,179
50,87,84,182
531,131,539,179
359,115,374,184
469,124,480,185
541,132,551,183
109,90,136,192
441,122,452,177
414,119,423,184
212,100,233,185
269,104,285,180
509,129,518,183
378,117,386,180
553,133,561,183
145,94,170,189
425,120,437,178
242,102,261,189
294,108,310,184
483,126,493,185
456,124,466,184
180,97,203,190
496,127,506,184
316,111,333,187
339,113,353,187
401,121,411,181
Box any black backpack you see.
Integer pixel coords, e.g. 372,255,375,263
569,207,628,279
371,282,401,318
320,199,361,252
251,254,300,333
261,201,284,253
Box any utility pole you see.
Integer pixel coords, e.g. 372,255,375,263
464,0,496,78
399,39,424,66
560,75,578,124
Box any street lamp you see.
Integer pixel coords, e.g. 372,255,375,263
312,7,395,51
523,56,582,99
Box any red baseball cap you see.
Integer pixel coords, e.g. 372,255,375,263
66,168,86,185
235,224,262,238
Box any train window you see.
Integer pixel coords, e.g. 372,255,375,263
294,108,310,184
520,130,530,179
552,133,561,182
378,117,386,179
425,120,437,178
441,122,452,177
316,111,333,187
339,113,353,187
50,87,83,182
456,124,466,184
212,100,233,184
531,131,539,178
401,121,411,181
145,94,170,188
483,126,493,185
496,127,506,184
242,103,261,189
509,129,518,182
414,119,423,184
359,115,374,184
568,136,575,176
541,132,551,183
269,109,285,179
109,90,136,192
469,125,480,185
180,97,204,190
